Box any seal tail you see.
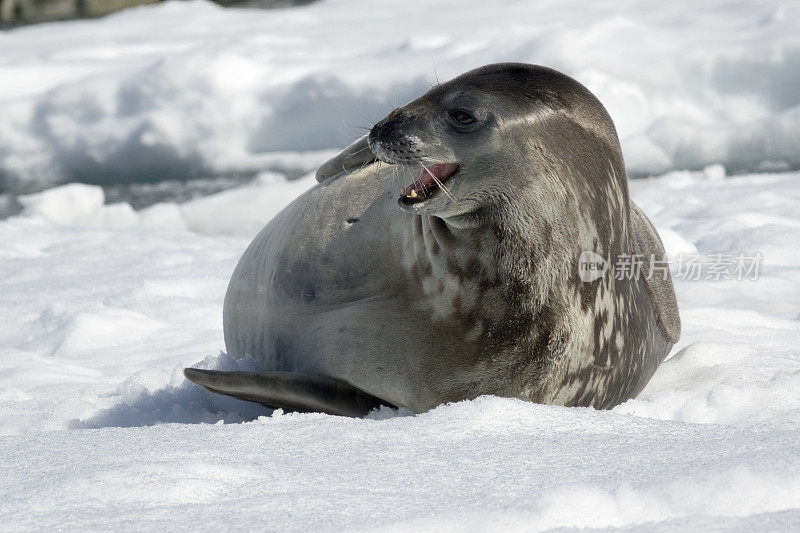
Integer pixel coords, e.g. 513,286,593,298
183,368,394,417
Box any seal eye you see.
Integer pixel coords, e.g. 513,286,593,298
448,108,476,126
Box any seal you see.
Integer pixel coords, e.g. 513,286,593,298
185,63,680,416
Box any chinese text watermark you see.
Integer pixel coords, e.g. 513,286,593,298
578,252,763,282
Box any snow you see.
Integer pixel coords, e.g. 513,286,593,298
1,0,800,529
3,399,800,531
1,167,799,530
1,0,800,192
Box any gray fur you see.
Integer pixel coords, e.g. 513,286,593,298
185,63,680,415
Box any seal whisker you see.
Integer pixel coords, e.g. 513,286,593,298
415,158,454,202
391,163,401,194
348,145,372,157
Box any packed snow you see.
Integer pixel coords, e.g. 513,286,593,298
1,0,800,193
2,166,799,530
1,0,800,530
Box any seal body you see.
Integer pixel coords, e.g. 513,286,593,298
187,63,680,414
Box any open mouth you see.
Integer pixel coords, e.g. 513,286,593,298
400,163,459,204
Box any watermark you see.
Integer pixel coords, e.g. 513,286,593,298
578,252,763,282
578,250,609,282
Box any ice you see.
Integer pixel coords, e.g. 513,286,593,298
1,0,800,192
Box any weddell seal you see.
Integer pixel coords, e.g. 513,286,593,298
184,63,680,416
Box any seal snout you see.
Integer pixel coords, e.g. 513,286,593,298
368,109,460,205
367,108,418,165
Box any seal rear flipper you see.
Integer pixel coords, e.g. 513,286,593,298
315,135,376,182
183,368,394,417
629,202,681,343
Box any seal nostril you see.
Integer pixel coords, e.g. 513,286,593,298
368,115,414,165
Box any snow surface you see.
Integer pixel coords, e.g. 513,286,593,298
1,0,800,192
1,167,799,530
2,0,800,529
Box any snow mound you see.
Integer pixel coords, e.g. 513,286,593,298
1,0,799,192
15,171,315,237
18,183,138,228
71,353,270,429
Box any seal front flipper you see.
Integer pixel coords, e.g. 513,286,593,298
315,135,376,182
183,368,394,417
629,202,681,343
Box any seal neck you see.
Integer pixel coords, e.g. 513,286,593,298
401,212,545,359
404,213,516,289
